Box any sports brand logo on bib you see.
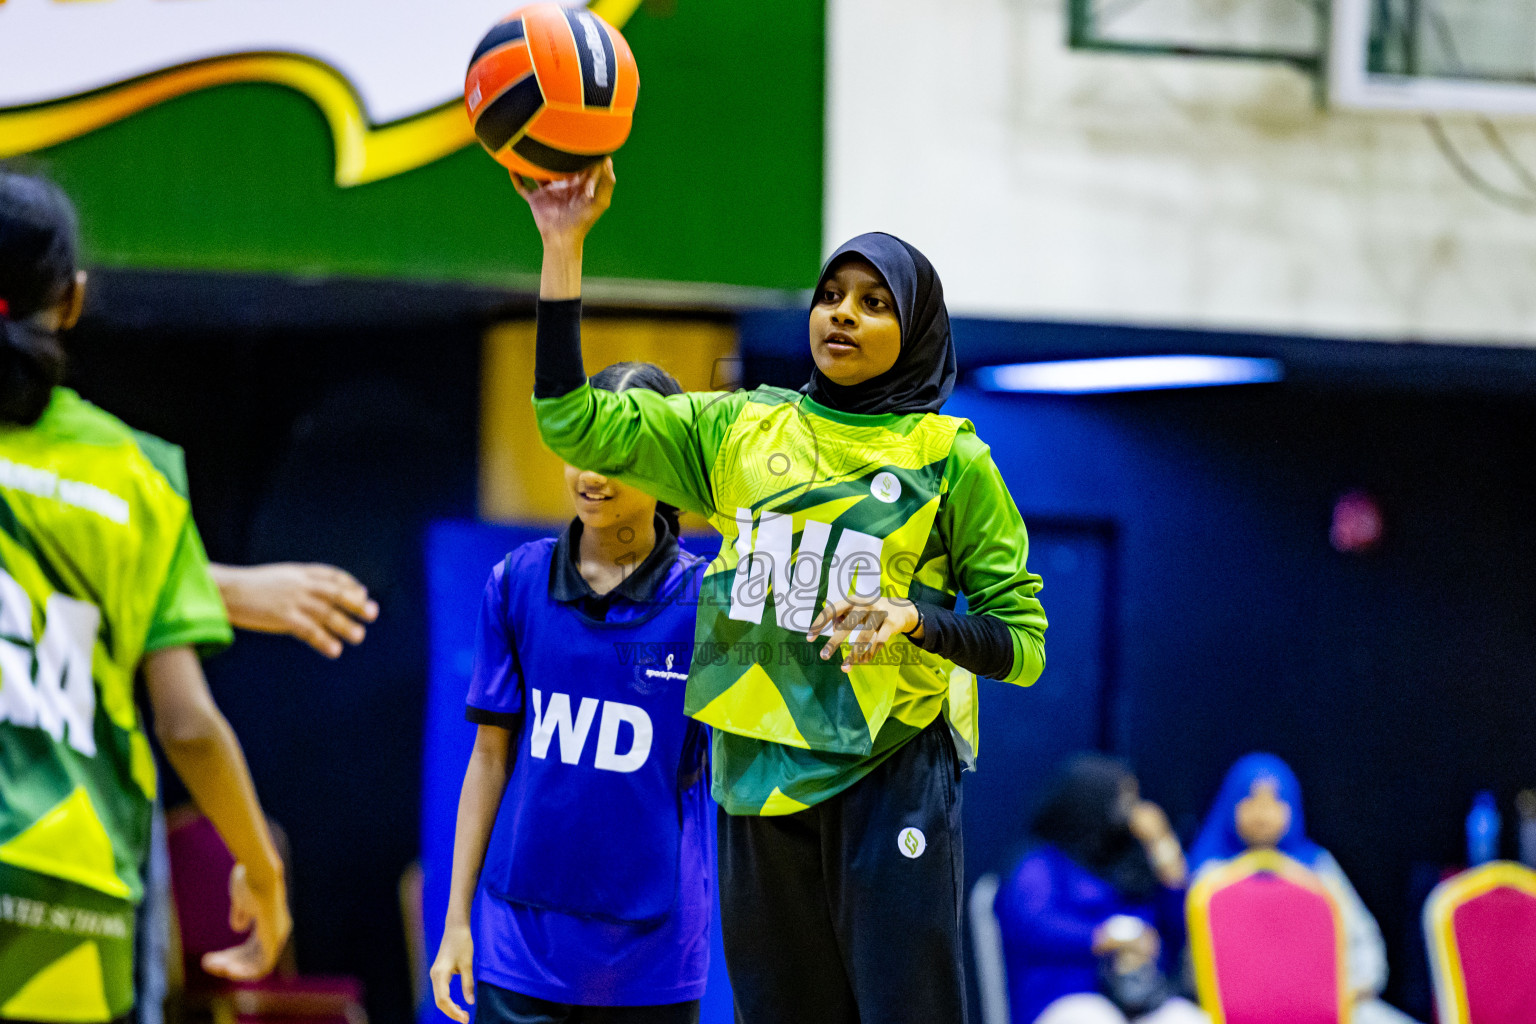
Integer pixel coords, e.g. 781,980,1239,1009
898,827,927,859
871,471,902,503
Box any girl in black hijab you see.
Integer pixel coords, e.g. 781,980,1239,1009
515,161,1047,1024
1031,756,1166,899
801,231,958,416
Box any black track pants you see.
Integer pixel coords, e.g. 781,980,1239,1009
472,982,700,1024
718,721,967,1024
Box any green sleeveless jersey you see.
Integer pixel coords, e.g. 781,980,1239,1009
0,388,232,904
535,384,1046,814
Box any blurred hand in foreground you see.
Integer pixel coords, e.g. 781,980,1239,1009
212,562,379,658
201,861,292,981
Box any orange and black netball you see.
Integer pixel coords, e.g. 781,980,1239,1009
465,4,639,181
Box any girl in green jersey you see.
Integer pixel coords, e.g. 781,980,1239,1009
0,172,289,1023
513,161,1046,1023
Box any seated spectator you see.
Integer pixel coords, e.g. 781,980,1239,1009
1189,753,1421,1024
995,754,1208,1024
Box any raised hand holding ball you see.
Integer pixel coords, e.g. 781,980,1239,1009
511,157,617,243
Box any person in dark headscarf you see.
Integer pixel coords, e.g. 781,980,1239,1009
800,231,958,416
511,161,1047,1023
1189,754,1421,1024
993,755,1207,1024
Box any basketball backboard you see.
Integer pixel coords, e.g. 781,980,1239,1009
1329,0,1536,114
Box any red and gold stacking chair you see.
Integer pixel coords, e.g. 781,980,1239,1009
166,807,368,1024
1424,861,1536,1024
1187,850,1351,1024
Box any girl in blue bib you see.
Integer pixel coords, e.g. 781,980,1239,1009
431,363,711,1024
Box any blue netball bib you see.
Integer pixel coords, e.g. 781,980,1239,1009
472,538,705,924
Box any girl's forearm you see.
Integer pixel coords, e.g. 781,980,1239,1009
445,743,511,927
539,237,583,300
144,648,283,884
534,236,587,399
160,718,284,884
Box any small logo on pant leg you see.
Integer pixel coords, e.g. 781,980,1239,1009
898,827,927,859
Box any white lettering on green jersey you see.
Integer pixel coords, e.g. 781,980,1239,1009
0,567,101,757
0,458,129,525
728,510,886,635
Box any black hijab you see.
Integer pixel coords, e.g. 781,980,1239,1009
1031,754,1161,900
802,232,957,416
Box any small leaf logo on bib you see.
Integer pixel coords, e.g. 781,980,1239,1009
871,472,901,503
898,826,927,859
